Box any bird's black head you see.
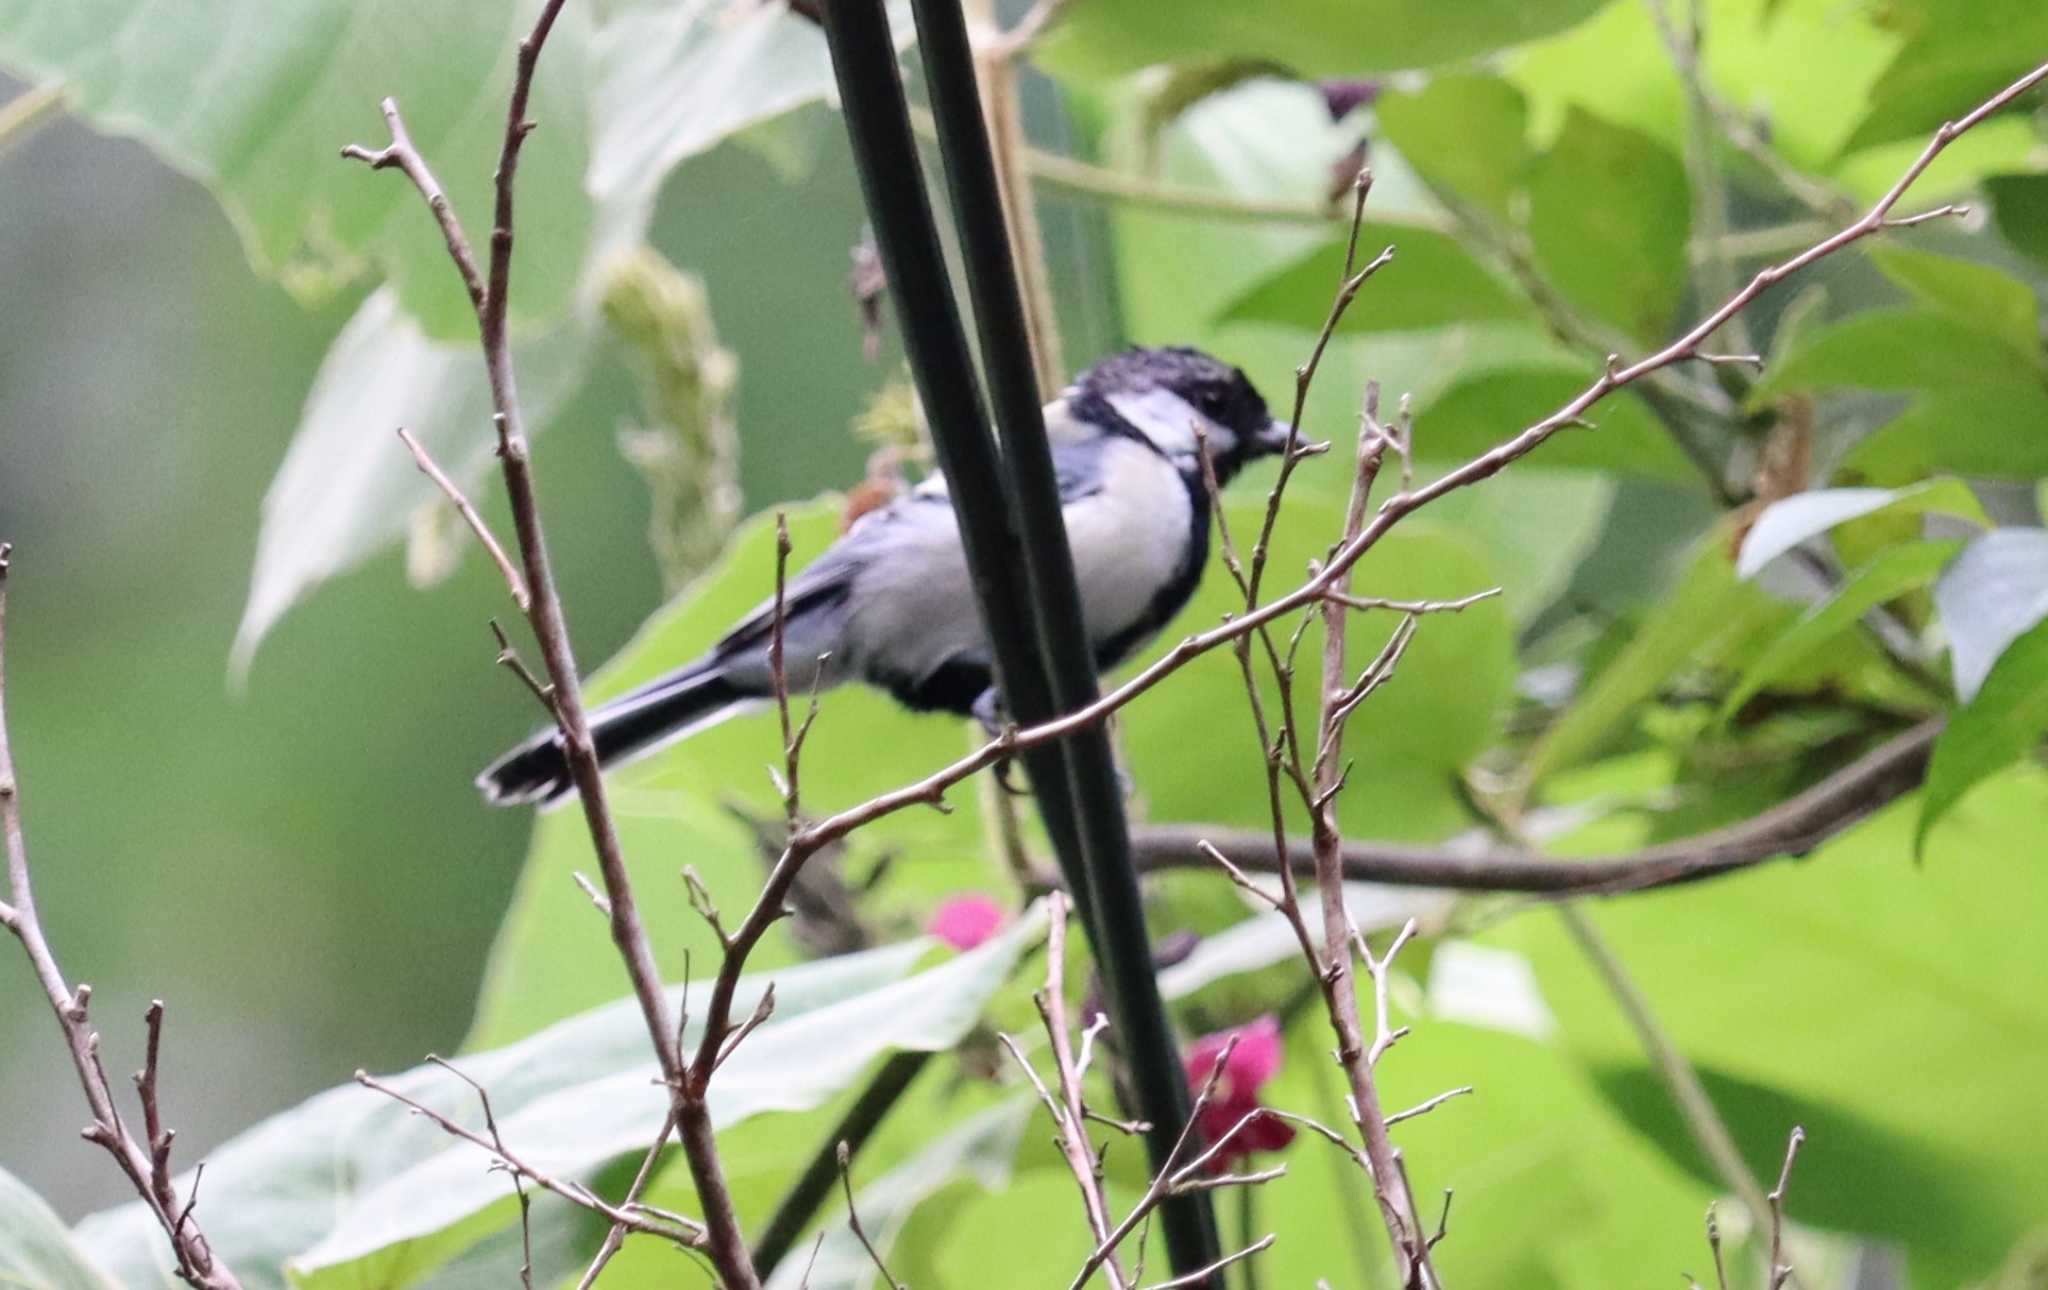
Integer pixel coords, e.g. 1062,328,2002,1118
1071,346,1291,482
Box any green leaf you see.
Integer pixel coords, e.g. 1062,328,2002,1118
229,292,596,679
589,0,909,214
1216,224,1534,335
1838,0,2048,153
1839,386,2048,485
1526,107,1689,344
1864,245,2043,361
1375,74,1532,221
0,0,593,338
1413,365,1700,484
1721,538,1963,719
763,1100,1038,1290
77,918,1041,1289
1522,524,1796,788
1751,307,2047,404
1508,0,1899,170
1486,759,2048,1284
1735,479,1984,578
1032,0,1609,83
0,1164,117,1290
1934,527,2048,701
296,910,1043,1282
1919,621,2048,850
1985,173,2048,271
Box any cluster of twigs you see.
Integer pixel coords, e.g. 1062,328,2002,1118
5,0,2044,1277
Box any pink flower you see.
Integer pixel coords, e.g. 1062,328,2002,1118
1184,1015,1296,1172
928,894,1007,951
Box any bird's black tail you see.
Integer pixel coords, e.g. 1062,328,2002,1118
476,665,756,807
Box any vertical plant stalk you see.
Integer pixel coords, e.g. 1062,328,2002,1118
0,548,242,1290
908,0,1223,1274
339,6,758,1284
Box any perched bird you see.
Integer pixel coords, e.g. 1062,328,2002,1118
479,346,1290,806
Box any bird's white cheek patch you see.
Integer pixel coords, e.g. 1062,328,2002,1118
1106,389,1225,458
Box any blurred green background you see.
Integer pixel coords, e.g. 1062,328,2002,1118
0,91,898,1215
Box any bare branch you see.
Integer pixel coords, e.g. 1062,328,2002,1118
838,1140,907,1290
1129,719,1939,895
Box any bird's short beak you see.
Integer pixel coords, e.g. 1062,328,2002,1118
1254,418,1296,455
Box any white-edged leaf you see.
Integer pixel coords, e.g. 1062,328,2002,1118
764,1100,1038,1290
287,905,1046,1281
1722,538,1964,719
230,291,595,678
1935,527,2048,702
1736,480,1984,578
0,1164,118,1290
70,932,986,1289
1158,885,1453,999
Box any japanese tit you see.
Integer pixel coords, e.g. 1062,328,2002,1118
479,345,1290,806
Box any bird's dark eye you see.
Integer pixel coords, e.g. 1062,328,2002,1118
1198,387,1228,415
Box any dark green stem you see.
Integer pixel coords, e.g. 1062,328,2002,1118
907,0,1222,1278
817,0,1093,932
751,1050,932,1280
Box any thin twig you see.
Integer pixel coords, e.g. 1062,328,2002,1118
1137,1235,1276,1290
355,1070,703,1247
838,1141,907,1290
576,1110,679,1290
1766,1126,1806,1290
423,1057,535,1290
397,428,530,611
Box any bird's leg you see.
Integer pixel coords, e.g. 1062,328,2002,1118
972,688,1031,796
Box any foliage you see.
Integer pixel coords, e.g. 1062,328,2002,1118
3,0,2047,1286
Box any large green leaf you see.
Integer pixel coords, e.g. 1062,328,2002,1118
0,0,593,339
1375,73,1532,222
1032,0,1609,83
1985,173,2048,271
1217,224,1534,336
588,0,908,215
1501,764,2048,1285
1526,108,1689,344
1933,527,2048,702
1864,245,2043,362
1522,524,1797,789
1123,505,1515,846
1918,621,2048,851
1506,0,1900,169
1839,385,2048,486
1411,365,1700,483
1721,538,1962,720
1750,308,2046,404
1837,0,2048,153
0,1164,117,1290
74,918,1040,1288
230,292,597,678
763,1100,1039,1290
